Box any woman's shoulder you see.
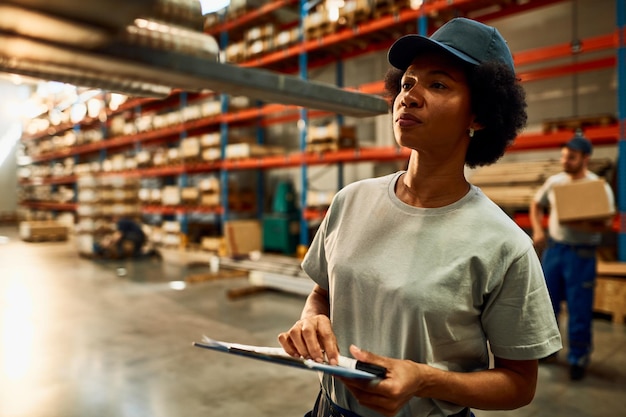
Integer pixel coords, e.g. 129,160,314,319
471,187,533,237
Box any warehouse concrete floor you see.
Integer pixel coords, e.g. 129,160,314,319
0,225,624,417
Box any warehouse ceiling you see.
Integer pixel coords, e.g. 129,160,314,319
0,0,388,117
0,0,572,123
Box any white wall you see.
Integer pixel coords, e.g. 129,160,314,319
0,81,29,214
494,0,616,132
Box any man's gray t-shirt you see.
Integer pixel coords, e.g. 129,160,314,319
533,171,615,245
302,172,562,417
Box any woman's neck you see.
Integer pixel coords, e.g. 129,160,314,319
396,153,469,208
396,171,470,208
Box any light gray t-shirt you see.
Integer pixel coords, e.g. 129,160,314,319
302,171,562,417
533,171,615,245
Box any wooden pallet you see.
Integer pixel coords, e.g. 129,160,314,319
339,0,373,27
306,129,358,153
372,0,410,19
20,221,69,242
305,21,337,40
542,113,617,133
594,264,626,324
0,212,18,225
23,233,68,242
186,268,248,284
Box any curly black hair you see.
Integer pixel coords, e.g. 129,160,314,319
383,61,527,168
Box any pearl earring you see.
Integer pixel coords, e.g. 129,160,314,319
469,127,475,138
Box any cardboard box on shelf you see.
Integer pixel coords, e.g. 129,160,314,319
200,192,220,207
180,137,201,159
223,219,261,258
181,187,200,204
553,179,614,223
161,186,181,206
306,190,336,208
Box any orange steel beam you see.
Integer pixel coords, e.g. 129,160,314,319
303,207,328,221
514,33,616,67
221,146,410,170
353,58,616,88
512,213,548,229
20,201,77,211
141,205,223,215
19,175,77,185
519,56,615,83
510,125,619,152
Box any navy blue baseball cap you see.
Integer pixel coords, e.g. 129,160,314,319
565,134,593,155
388,17,515,72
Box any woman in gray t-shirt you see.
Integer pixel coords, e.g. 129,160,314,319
279,17,562,417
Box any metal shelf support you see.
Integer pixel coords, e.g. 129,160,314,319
336,60,344,191
616,0,626,260
299,0,309,250
219,29,230,225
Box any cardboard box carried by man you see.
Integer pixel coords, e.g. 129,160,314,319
553,179,614,223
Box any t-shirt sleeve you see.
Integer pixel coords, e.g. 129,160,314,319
301,208,331,291
533,179,551,207
481,247,562,360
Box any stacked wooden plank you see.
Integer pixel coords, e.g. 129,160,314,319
306,122,358,153
595,262,626,324
244,22,276,60
470,158,613,211
542,113,617,133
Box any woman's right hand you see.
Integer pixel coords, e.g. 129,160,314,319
279,285,339,364
278,314,339,364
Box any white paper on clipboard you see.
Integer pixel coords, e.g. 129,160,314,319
193,335,378,379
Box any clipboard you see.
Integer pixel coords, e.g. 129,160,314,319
193,336,379,379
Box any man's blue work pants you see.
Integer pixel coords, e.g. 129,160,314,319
542,241,596,367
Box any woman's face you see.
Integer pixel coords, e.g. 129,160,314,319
392,51,475,158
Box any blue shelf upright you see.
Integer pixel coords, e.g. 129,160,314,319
178,92,189,235
219,22,230,227
617,0,626,260
298,0,310,252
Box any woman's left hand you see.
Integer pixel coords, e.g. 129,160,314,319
339,345,426,417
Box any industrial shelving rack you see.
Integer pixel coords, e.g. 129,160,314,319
15,0,626,257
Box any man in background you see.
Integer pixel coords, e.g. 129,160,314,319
530,133,615,381
113,216,147,258
94,216,153,259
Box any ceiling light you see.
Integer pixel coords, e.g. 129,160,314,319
199,0,231,15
